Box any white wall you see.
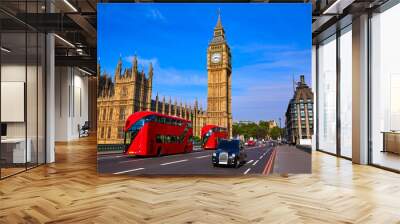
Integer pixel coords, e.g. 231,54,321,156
54,67,89,141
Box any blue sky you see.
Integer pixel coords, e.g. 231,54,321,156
98,3,311,122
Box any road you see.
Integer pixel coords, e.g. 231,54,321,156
98,144,274,176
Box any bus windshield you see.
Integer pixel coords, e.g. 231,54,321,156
124,115,155,147
202,129,212,146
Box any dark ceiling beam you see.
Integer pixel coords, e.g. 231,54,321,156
55,55,96,71
0,13,83,32
86,0,97,11
67,13,97,45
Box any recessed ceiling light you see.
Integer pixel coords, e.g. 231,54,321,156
78,67,92,76
1,47,11,53
63,0,78,12
54,34,75,48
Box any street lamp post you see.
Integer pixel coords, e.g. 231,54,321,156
279,117,282,140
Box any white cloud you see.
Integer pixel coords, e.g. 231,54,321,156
231,43,294,54
146,9,166,22
124,55,158,71
124,55,206,87
153,67,206,86
231,83,294,121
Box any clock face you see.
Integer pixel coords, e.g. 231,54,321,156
211,53,222,63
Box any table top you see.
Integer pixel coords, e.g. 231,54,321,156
381,131,400,134
1,138,28,143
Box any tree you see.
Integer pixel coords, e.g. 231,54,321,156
193,136,201,144
232,121,271,140
269,127,282,140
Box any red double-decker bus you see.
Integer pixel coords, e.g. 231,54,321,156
201,125,228,150
124,111,193,156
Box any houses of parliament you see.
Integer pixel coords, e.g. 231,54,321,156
97,13,232,145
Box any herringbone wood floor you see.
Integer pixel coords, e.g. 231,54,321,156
1,136,400,224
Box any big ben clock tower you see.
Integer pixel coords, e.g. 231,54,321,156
206,12,232,137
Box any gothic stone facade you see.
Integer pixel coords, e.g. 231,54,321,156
97,14,232,144
97,56,207,144
206,13,233,138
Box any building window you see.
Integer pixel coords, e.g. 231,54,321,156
102,108,106,121
107,127,111,139
101,127,105,139
121,86,127,97
109,108,113,120
119,107,125,121
118,127,124,139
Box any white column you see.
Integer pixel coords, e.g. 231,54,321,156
352,14,369,164
46,33,55,163
311,45,317,151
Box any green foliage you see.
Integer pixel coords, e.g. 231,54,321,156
233,121,283,140
269,127,282,140
193,135,201,144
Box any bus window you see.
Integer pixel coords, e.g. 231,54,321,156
129,118,145,132
171,136,176,143
125,131,132,145
156,116,163,124
156,135,162,143
189,135,193,143
160,117,166,124
145,115,156,123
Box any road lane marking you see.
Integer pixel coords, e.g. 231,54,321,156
244,168,251,175
253,160,259,166
195,155,210,159
263,148,277,175
118,158,151,164
160,159,188,166
117,151,209,164
113,168,144,175
246,160,254,164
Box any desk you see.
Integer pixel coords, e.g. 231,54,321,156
382,132,400,154
1,138,31,164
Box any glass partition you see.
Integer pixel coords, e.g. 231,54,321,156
339,26,352,158
1,31,28,177
370,3,400,171
0,1,46,179
317,34,337,154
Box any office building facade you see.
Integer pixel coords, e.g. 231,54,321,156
285,75,314,145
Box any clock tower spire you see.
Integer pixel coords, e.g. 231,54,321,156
206,11,232,138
